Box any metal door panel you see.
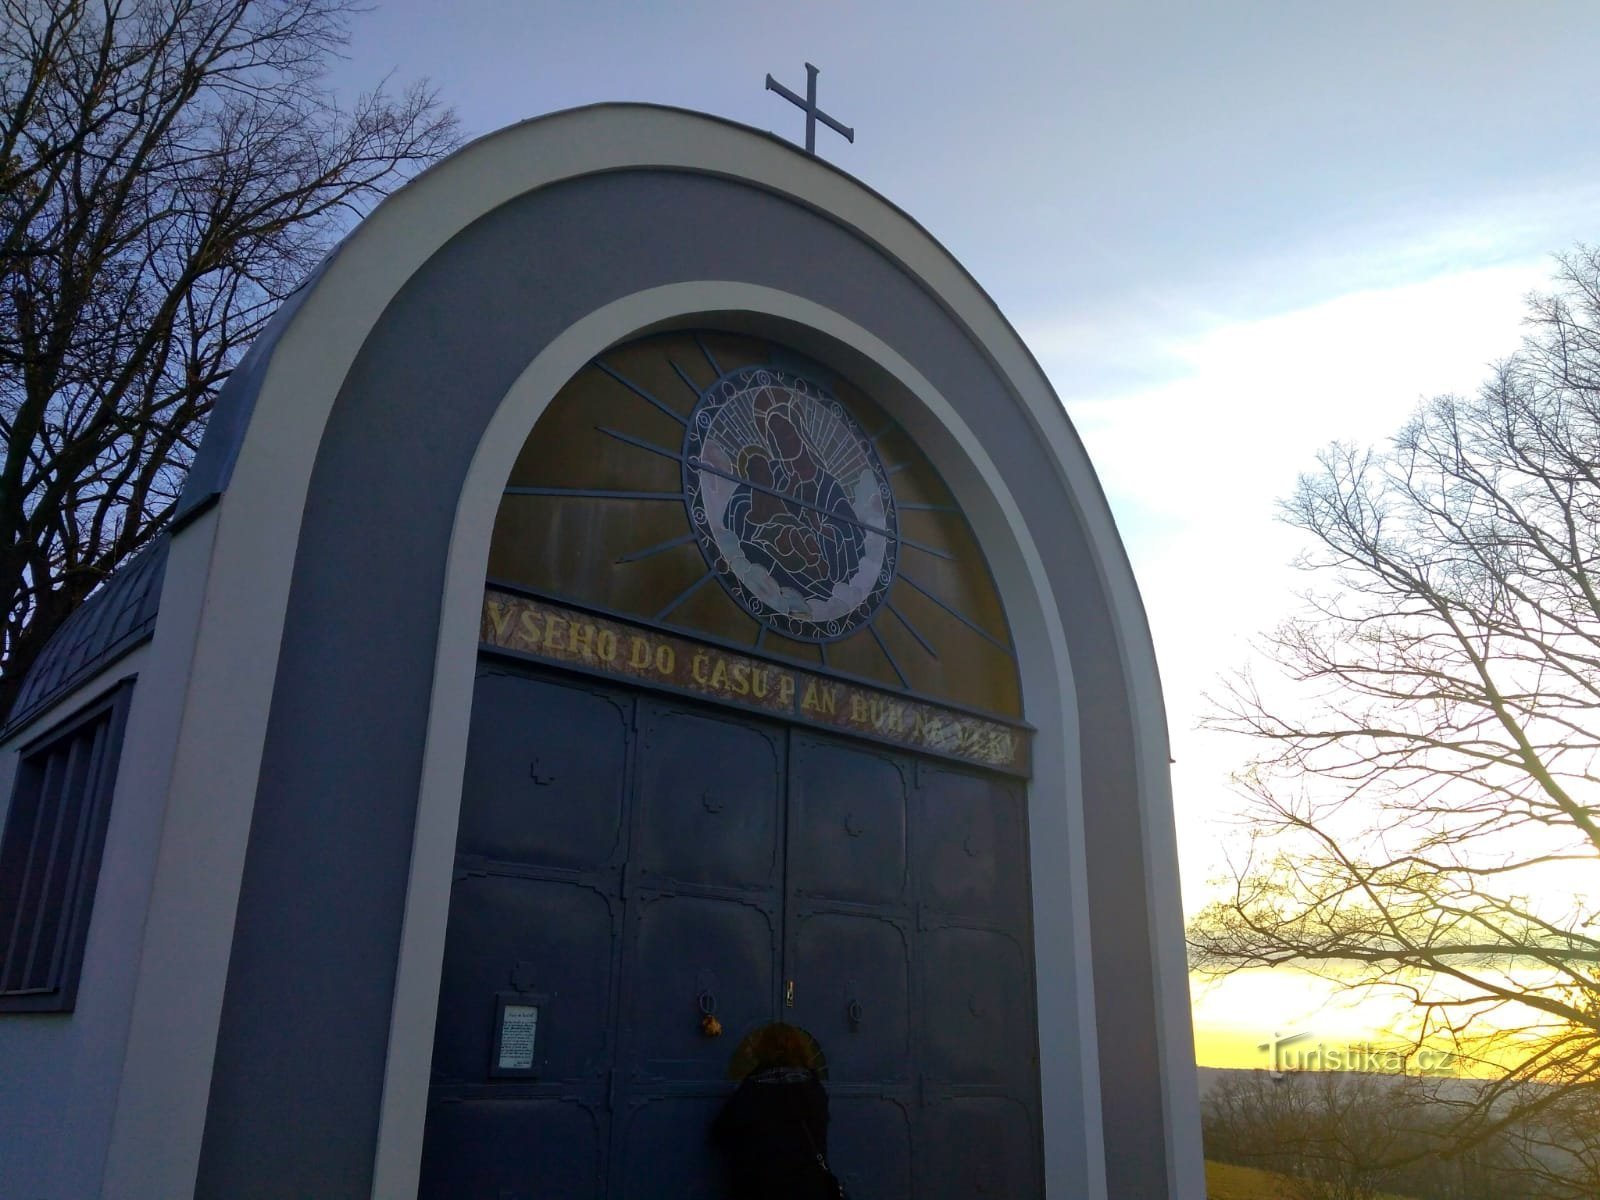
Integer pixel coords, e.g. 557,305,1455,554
922,926,1032,1088
418,1096,605,1200
828,1096,913,1199
788,737,908,906
921,1096,1038,1199
916,764,1028,925
611,700,784,1197
789,910,911,1084
428,662,1045,1196
616,1096,727,1199
634,704,781,890
458,671,628,870
623,893,777,1084
430,873,615,1085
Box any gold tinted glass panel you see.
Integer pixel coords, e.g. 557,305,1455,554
487,331,1021,717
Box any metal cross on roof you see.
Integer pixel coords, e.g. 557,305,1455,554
765,62,854,156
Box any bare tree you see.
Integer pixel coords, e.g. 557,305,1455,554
1189,247,1600,1172
0,0,458,713
1203,1070,1527,1200
1203,1070,1428,1200
1493,1083,1600,1200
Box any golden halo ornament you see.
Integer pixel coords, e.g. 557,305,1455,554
726,1021,829,1081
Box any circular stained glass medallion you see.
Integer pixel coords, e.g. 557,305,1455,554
682,366,898,642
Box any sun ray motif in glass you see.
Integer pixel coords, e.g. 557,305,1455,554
683,367,898,642
488,330,1022,716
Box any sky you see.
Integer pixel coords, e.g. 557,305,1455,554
327,1,1600,1069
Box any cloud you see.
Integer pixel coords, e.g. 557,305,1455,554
1047,261,1546,538
1019,257,1554,919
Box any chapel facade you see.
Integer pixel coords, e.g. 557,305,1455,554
0,106,1202,1198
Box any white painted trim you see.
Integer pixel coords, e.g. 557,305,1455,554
98,502,292,1199
0,644,150,755
372,283,1105,1200
1126,645,1208,1196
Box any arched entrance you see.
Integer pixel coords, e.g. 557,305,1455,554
418,332,1042,1196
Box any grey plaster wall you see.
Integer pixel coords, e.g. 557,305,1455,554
194,169,1167,1197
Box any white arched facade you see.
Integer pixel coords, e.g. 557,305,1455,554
76,106,1201,1199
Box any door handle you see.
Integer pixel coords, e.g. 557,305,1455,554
698,988,722,1037
785,979,795,1008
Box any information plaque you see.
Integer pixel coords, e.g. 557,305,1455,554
489,991,548,1078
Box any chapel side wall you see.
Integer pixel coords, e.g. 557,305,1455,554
0,507,228,1200
0,650,153,1199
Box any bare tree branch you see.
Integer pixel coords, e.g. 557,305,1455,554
0,0,459,712
1190,248,1600,1189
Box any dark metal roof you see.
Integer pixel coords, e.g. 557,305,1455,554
5,535,171,736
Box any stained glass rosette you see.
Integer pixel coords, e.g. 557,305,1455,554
682,367,898,642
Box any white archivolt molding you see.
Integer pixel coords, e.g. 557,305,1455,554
101,105,1198,1199
373,282,1104,1199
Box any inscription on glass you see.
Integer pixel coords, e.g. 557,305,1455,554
480,591,1031,775
683,367,898,642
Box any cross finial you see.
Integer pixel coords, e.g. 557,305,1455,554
765,62,854,156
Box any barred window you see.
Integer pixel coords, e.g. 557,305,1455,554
0,681,133,1013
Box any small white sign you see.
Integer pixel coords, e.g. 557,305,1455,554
497,1003,539,1070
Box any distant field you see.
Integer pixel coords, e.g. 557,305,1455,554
1206,1159,1416,1199
1207,1161,1295,1198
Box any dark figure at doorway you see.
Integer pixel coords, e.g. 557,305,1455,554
712,1023,842,1199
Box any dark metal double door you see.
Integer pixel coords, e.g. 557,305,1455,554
419,664,1041,1198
